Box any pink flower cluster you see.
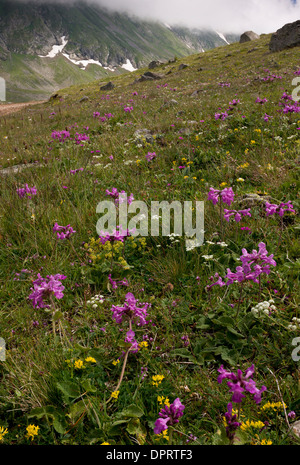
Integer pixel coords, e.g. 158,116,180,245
224,208,251,223
208,242,276,287
111,292,150,327
29,273,66,308
208,187,235,207
154,398,185,434
265,201,295,217
53,223,76,240
218,364,267,404
16,184,37,199
105,188,134,206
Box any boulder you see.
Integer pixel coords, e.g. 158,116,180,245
100,81,115,91
143,71,162,80
148,60,162,69
269,20,300,52
239,31,259,43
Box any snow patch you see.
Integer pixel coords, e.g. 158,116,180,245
121,59,137,72
216,31,230,45
39,36,68,58
62,53,103,70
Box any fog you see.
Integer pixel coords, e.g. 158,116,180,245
13,0,300,33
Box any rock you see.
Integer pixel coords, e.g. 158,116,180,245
133,129,154,145
143,71,162,80
292,420,300,438
100,81,115,91
178,63,188,70
137,75,155,82
148,60,162,69
239,31,259,43
269,20,300,52
79,96,89,103
159,99,178,110
238,193,271,208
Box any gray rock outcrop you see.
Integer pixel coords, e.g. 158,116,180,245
269,20,300,52
239,31,259,43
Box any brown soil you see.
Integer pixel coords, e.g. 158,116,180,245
0,101,45,117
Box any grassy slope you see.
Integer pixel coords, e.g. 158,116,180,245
0,34,299,446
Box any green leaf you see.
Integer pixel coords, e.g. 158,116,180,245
56,381,81,402
169,348,197,363
53,416,67,435
53,311,63,321
120,404,144,419
81,378,97,393
28,405,57,420
66,400,86,423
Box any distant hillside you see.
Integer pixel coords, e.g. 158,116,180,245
0,0,239,102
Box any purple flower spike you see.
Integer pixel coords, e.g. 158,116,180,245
28,273,66,309
218,364,267,404
154,398,185,434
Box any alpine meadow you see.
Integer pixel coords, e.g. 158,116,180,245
0,24,299,447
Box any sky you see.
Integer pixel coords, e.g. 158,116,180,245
15,0,300,34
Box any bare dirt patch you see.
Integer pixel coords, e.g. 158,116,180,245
0,101,45,117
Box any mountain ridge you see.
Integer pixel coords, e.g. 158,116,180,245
0,0,240,102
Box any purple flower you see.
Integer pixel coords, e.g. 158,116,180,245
125,329,139,353
51,130,71,142
224,208,251,223
111,292,150,326
53,223,76,240
207,273,225,290
240,242,276,270
16,184,37,199
265,200,295,217
29,273,67,308
208,187,235,207
154,398,185,434
146,152,157,161
105,188,134,206
218,364,267,404
215,111,229,120
224,403,241,442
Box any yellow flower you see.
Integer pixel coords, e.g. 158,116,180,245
250,140,256,145
184,176,189,179
101,441,110,445
157,396,170,407
139,341,148,350
74,359,85,370
112,359,120,366
85,357,97,363
0,426,8,442
155,429,169,441
26,424,39,441
152,375,165,387
236,178,245,182
111,390,120,400
240,420,265,432
260,439,272,445
260,401,286,412
220,182,227,188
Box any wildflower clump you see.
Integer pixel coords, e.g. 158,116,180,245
25,424,39,441
154,398,185,434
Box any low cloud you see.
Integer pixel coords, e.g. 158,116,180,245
14,0,300,34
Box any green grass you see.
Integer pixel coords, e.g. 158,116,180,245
0,33,299,446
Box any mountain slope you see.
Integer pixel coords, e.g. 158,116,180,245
0,0,239,102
